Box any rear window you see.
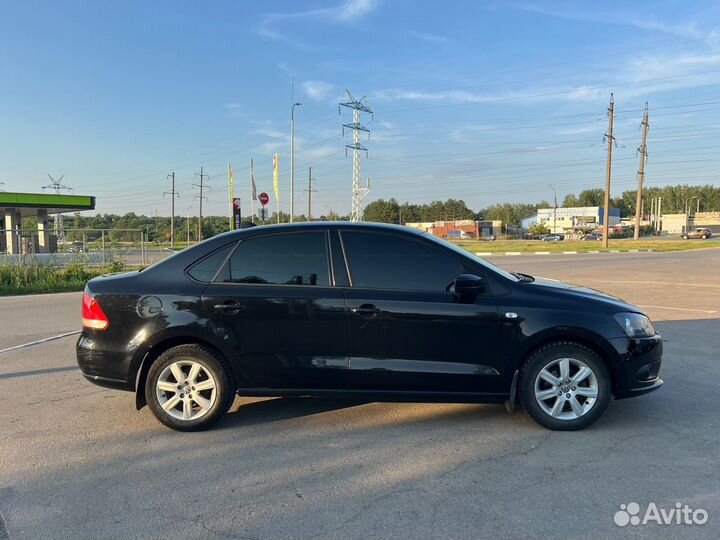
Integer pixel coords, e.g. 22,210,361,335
221,232,330,286
187,244,235,282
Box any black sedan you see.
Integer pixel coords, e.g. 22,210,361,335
77,222,663,431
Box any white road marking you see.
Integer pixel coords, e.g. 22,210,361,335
584,279,720,289
0,330,81,355
638,305,718,314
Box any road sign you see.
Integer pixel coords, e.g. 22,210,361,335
259,192,269,206
232,197,242,230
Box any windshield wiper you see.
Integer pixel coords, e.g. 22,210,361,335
512,271,535,282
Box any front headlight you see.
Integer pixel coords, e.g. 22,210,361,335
613,312,655,338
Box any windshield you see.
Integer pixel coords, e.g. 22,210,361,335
421,232,520,282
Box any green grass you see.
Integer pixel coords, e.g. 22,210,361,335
452,238,715,253
0,259,134,296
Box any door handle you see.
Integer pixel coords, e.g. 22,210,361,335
351,304,381,317
213,301,247,313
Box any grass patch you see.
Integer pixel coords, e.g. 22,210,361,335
0,259,135,296
452,238,715,253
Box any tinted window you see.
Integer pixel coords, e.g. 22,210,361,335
342,232,464,291
222,232,330,286
187,244,234,282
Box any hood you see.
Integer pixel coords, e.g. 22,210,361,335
525,276,642,314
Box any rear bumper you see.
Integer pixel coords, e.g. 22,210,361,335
76,332,135,391
609,334,664,399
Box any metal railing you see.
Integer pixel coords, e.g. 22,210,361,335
0,228,174,266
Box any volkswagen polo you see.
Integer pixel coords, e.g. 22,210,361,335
77,222,663,431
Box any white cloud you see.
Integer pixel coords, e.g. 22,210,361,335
408,30,448,44
258,0,378,48
516,4,719,43
302,80,336,101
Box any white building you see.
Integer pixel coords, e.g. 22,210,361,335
523,206,620,234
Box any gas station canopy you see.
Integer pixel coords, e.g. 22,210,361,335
0,191,95,217
1,191,96,254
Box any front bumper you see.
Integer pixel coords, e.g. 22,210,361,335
609,334,664,399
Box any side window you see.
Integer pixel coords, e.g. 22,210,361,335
221,232,330,286
187,243,235,282
341,232,464,291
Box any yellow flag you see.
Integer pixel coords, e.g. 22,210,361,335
272,153,279,201
228,161,234,229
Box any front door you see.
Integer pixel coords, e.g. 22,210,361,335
340,230,503,393
202,230,348,390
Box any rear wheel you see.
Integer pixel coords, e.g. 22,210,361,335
682,234,688,239
702,234,708,239
519,342,611,431
145,344,235,431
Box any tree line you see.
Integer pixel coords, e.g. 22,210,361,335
26,183,719,242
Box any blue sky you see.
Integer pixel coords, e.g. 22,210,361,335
1,0,720,217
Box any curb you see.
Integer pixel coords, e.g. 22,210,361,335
475,249,655,257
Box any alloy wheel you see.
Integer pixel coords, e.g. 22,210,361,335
155,360,217,421
534,357,598,420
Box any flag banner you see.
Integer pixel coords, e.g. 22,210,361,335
251,158,257,201
272,153,279,200
228,161,234,229
233,197,242,230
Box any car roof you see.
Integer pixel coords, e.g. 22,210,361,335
214,221,425,240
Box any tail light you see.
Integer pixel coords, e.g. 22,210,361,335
82,292,109,330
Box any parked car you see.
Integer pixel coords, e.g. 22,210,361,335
540,234,563,242
583,232,603,241
77,223,663,432
446,229,471,239
681,228,712,240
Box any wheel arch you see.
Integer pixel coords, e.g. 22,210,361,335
134,335,242,410
514,329,622,397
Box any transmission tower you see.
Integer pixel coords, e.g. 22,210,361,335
42,174,72,241
340,90,372,222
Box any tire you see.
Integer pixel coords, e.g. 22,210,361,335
145,344,235,431
519,342,611,431
702,235,708,239
682,235,688,239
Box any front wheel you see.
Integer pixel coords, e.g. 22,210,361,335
519,342,611,431
682,235,688,239
145,344,235,431
702,234,708,239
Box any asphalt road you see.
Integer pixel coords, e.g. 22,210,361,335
1,248,718,540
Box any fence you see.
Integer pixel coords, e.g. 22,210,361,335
0,228,174,266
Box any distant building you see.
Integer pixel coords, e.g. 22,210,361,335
523,206,620,234
404,219,501,239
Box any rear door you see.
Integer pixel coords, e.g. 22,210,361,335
339,230,504,393
201,230,348,390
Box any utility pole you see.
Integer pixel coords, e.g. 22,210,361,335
193,167,209,241
305,167,317,221
634,103,650,240
340,90,373,222
549,184,557,234
164,172,179,247
602,93,615,249
290,101,302,222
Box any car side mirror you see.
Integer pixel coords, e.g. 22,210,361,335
453,274,484,296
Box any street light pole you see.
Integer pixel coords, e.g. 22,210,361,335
549,184,557,234
290,101,302,223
